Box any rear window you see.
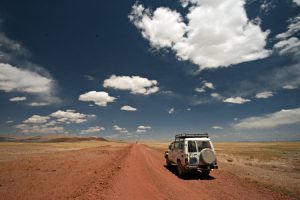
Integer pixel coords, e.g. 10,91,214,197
196,141,211,151
188,141,197,152
188,141,211,152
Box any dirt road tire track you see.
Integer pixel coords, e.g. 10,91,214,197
106,144,293,200
71,146,132,200
0,144,294,200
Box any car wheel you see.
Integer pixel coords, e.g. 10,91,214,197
201,169,210,176
177,160,185,177
166,158,171,167
200,148,216,165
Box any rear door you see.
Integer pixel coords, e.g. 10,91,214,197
187,141,199,165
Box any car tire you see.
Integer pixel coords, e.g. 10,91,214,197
166,158,171,167
200,148,216,165
201,169,210,176
177,160,185,177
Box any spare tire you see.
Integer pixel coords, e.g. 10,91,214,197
200,148,216,164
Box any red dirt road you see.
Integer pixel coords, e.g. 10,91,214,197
0,144,293,200
108,144,291,200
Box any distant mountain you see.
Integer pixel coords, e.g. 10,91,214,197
0,135,107,143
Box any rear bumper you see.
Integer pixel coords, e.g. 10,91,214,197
186,164,218,171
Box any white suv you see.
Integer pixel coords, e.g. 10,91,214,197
165,134,218,176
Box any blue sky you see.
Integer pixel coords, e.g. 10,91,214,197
0,0,299,141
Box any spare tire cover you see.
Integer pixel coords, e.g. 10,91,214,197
200,148,216,164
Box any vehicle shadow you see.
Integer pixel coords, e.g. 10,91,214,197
164,165,215,180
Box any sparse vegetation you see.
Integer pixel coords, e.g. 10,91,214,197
0,138,299,199
215,142,300,162
215,142,300,199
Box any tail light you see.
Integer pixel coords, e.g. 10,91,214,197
185,158,188,165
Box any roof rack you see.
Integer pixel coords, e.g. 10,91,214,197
175,133,209,141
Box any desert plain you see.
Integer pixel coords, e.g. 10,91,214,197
0,136,299,200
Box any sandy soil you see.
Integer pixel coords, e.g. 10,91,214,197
0,142,294,200
215,142,300,199
144,141,300,199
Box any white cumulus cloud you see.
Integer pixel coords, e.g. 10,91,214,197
0,23,60,105
113,125,128,133
50,110,96,124
103,75,159,95
274,37,300,55
15,109,96,134
28,102,49,107
137,125,151,129
136,125,151,133
136,129,147,133
223,97,251,104
9,96,27,102
15,124,65,134
0,63,59,104
81,126,105,134
129,0,270,69
23,115,50,124
274,15,300,56
294,0,300,6
233,107,300,129
121,105,137,112
276,15,300,39
0,63,52,93
129,4,186,48
204,82,215,89
79,91,116,107
255,91,274,99
283,85,297,90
